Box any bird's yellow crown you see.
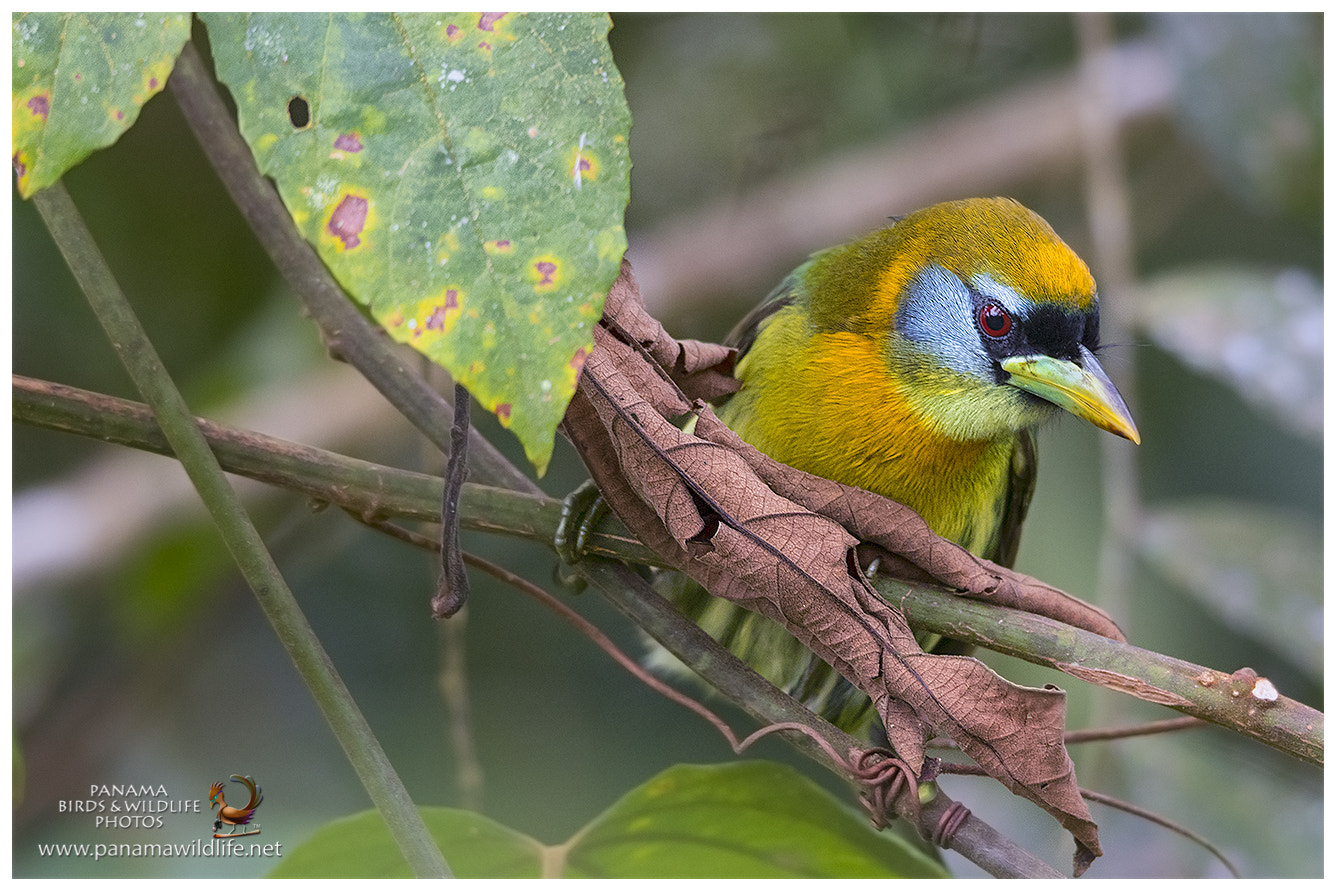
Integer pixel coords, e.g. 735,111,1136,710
804,197,1095,336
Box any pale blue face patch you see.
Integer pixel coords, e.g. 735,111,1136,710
895,265,1031,383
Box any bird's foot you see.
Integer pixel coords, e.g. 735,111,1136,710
552,479,609,591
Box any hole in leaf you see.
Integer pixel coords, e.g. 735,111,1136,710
287,96,311,129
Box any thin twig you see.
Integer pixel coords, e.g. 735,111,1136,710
30,182,451,879
1064,716,1206,745
1080,788,1240,878
467,552,754,751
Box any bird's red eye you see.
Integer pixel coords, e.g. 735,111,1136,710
978,302,1012,338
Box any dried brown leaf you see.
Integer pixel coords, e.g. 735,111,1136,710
600,265,741,404
562,262,1105,872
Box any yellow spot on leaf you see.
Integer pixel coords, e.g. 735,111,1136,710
567,144,600,187
322,189,375,252
11,87,50,146
12,149,32,196
132,61,172,106
402,288,464,346
529,255,563,293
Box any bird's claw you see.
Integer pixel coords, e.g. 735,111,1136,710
553,479,609,591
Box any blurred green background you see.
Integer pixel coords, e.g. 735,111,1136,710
13,12,1321,878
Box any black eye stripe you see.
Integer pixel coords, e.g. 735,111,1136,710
1016,303,1093,361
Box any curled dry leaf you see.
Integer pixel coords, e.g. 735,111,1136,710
561,261,1107,874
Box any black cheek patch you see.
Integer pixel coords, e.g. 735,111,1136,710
1082,303,1102,351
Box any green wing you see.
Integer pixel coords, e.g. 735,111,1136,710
990,429,1037,568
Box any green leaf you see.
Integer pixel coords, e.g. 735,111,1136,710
272,762,947,878
11,12,191,197
201,12,632,474
1131,265,1321,440
1135,500,1322,678
269,807,544,878
565,762,947,878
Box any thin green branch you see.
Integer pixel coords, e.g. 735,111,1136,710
12,375,655,565
14,374,1323,769
28,185,451,879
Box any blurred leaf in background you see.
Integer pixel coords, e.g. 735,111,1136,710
1152,13,1321,221
1132,266,1321,439
1136,502,1321,678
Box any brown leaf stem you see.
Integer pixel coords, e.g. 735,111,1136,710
432,381,471,618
